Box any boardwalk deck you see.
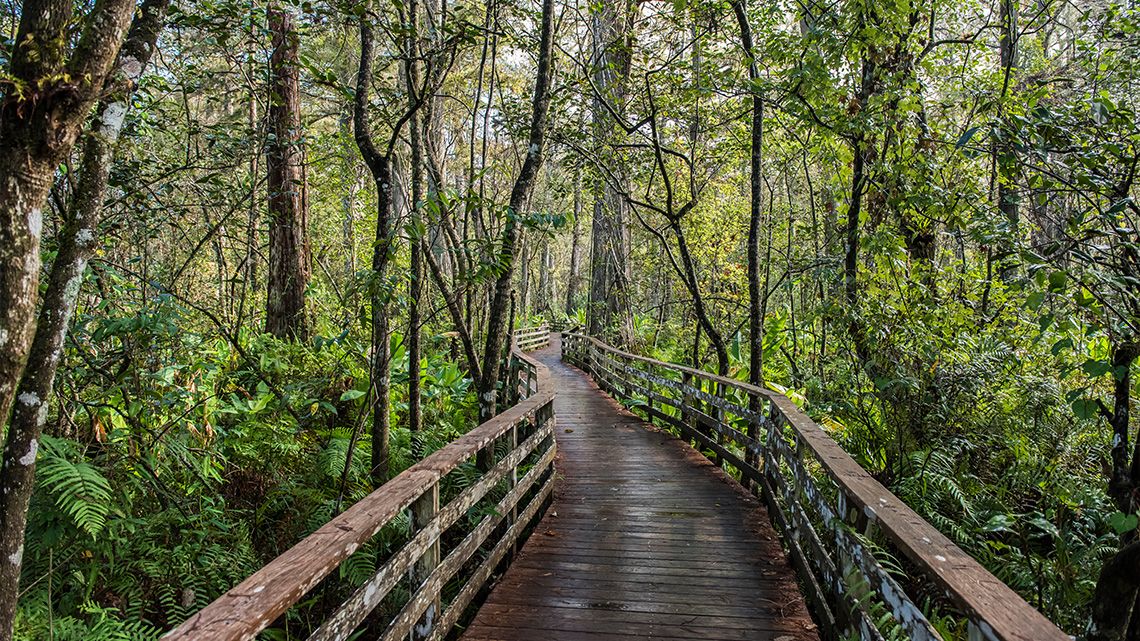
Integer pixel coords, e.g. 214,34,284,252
460,336,819,641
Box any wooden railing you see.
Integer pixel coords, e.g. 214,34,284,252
167,338,555,641
561,332,1068,641
511,324,550,352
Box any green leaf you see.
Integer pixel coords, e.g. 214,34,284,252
983,514,1015,533
340,389,366,401
956,126,981,148
1047,271,1067,293
1025,291,1046,311
1071,397,1099,420
37,440,113,537
1081,359,1113,378
1109,512,1139,535
1027,515,1059,538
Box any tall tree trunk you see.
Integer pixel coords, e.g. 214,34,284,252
354,15,391,484
566,164,585,314
265,3,312,340
1088,341,1139,640
405,0,425,442
1088,539,1140,641
353,0,427,482
340,112,360,283
587,0,635,342
519,236,531,316
0,0,138,636
477,0,556,421
844,50,878,367
539,239,553,314
996,0,1020,281
733,0,764,388
368,156,394,483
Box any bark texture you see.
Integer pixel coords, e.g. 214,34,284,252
1088,539,1140,641
587,0,636,342
265,3,312,340
405,0,425,441
354,15,393,483
0,0,139,636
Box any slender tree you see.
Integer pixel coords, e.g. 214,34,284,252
733,0,764,388
566,163,585,314
405,0,426,440
352,0,433,481
477,0,557,421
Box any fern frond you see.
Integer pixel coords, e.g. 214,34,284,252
36,439,112,537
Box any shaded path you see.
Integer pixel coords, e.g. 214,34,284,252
460,335,818,641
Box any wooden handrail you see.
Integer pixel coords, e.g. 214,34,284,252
511,325,550,353
167,342,556,641
560,332,1069,641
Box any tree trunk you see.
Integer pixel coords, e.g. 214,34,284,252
566,165,585,314
844,52,877,367
265,3,312,340
354,15,393,484
539,239,554,315
0,1,137,636
732,0,764,389
1088,539,1140,641
996,0,1020,280
368,157,394,483
587,0,636,342
405,0,425,442
477,0,556,421
1105,341,1139,511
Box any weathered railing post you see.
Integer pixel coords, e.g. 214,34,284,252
709,380,724,468
409,481,440,641
645,363,655,418
537,400,555,487
681,371,697,448
507,418,520,552
620,353,629,399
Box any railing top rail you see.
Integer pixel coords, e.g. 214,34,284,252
168,345,552,641
560,332,1068,641
512,325,549,336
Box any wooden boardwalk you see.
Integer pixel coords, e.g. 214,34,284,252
461,336,819,641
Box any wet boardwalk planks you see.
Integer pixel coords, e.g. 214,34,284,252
460,336,819,641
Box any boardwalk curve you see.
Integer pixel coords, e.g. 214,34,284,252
461,335,818,641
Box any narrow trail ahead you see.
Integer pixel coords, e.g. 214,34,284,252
461,336,818,641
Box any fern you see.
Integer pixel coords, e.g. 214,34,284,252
37,437,112,537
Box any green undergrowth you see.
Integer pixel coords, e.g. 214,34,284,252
15,296,478,640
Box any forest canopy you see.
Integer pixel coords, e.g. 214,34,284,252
1,0,1140,639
